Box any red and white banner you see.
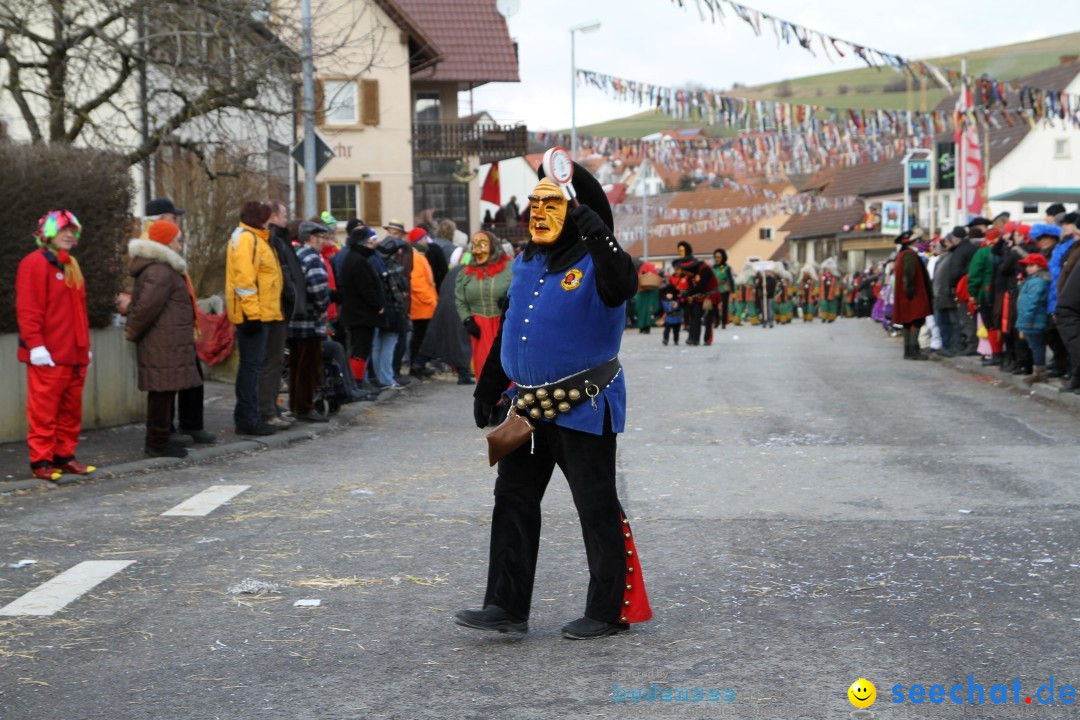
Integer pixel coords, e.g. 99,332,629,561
955,85,984,218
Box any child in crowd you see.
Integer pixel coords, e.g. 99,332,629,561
658,292,683,346
1015,253,1052,384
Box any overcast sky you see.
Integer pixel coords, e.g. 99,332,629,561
462,0,1078,131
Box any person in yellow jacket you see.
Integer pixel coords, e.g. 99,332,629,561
225,201,283,435
407,232,439,378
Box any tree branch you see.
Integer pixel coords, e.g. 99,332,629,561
64,52,132,142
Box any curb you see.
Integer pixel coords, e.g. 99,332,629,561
930,353,1080,412
1,386,414,493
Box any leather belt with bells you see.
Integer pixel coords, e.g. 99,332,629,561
514,356,622,420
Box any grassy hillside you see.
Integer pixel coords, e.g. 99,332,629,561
570,31,1079,138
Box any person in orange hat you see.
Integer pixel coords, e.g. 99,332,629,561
15,210,94,481
1016,252,1052,384
125,221,203,457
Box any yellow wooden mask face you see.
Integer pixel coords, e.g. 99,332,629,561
528,179,566,246
471,233,491,265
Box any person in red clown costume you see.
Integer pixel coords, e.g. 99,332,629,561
15,210,95,481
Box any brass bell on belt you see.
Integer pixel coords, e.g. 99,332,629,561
557,401,570,413
536,388,548,400
568,389,581,401
516,399,527,410
552,388,566,400
540,399,552,409
529,408,541,419
543,409,556,419
523,393,535,405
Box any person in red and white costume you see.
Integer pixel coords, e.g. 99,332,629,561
15,210,95,481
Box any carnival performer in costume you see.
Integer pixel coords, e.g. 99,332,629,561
456,230,513,377
735,260,759,325
712,249,735,330
774,265,794,324
15,210,95,480
799,263,818,322
818,258,840,322
458,160,652,640
673,242,718,346
893,229,934,360
634,262,662,334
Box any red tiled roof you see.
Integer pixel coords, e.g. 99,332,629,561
604,183,628,206
398,0,520,84
623,223,754,259
819,157,904,199
781,205,867,240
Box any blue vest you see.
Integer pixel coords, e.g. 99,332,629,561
500,251,626,435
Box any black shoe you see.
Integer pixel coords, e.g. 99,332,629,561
180,429,217,444
236,423,276,436
1047,367,1066,379
561,616,629,640
295,411,329,423
454,606,527,634
169,432,194,447
145,444,188,458
457,375,475,385
1012,366,1032,376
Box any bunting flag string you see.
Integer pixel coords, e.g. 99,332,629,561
613,192,859,245
665,0,1080,122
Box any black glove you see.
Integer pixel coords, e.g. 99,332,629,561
570,204,610,241
463,316,482,339
240,319,262,336
473,397,494,429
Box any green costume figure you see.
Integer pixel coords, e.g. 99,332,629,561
818,257,841,322
634,262,661,334
736,261,759,325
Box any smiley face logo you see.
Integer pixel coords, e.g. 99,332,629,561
847,678,876,708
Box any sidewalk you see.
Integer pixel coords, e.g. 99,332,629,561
0,378,419,492
930,351,1080,411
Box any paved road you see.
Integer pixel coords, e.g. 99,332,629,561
1,321,1077,719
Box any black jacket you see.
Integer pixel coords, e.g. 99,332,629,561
268,223,306,319
422,242,449,291
339,241,385,329
1056,258,1080,363
948,238,977,291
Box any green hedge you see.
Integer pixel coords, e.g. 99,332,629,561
0,144,133,333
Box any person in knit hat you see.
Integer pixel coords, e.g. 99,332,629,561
1016,253,1052,384
15,210,94,481
125,221,204,458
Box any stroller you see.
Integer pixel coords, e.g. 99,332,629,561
279,344,350,417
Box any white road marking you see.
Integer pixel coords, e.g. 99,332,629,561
0,560,135,616
161,485,250,516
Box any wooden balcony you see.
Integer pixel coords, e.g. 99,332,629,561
412,121,527,163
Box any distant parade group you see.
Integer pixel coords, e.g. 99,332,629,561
630,242,864,345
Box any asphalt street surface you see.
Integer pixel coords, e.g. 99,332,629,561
1,320,1077,719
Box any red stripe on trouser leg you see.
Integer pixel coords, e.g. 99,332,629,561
988,329,1002,354
26,364,85,465
619,513,652,623
349,357,366,381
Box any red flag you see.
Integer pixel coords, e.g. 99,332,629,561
955,84,984,217
480,164,501,205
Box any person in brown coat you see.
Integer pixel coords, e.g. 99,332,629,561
125,221,203,458
893,229,934,360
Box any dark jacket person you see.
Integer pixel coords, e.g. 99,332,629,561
339,226,386,382
126,222,202,458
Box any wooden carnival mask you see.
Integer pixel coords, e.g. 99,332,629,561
471,232,492,265
528,178,566,246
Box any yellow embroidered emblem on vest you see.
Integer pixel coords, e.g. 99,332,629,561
561,268,583,291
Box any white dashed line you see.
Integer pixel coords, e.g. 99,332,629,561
0,560,135,616
161,485,250,517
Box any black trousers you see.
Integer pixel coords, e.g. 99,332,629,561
684,302,704,344
1046,319,1070,372
147,391,176,451
175,348,204,431
409,318,431,368
717,292,730,329
484,413,632,623
663,324,680,344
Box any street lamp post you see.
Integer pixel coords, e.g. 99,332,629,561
570,21,601,159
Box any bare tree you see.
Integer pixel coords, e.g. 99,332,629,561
0,0,388,172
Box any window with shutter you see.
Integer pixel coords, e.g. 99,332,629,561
362,79,380,125
363,181,382,228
